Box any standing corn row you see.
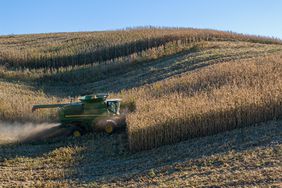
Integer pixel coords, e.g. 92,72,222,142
126,54,282,151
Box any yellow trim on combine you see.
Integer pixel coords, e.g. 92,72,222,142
73,130,81,137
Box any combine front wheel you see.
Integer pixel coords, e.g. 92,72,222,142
105,124,113,134
104,120,117,134
73,130,82,137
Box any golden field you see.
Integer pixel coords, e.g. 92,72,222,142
0,28,281,187
125,54,282,151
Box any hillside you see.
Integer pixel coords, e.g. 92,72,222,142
0,28,282,187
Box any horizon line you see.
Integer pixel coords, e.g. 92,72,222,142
0,26,281,40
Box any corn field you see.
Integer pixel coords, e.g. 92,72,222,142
1,28,282,151
125,54,282,151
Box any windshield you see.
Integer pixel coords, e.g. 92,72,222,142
107,101,120,114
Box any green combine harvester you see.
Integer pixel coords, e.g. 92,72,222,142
32,93,124,137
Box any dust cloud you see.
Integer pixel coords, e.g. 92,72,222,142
0,121,60,144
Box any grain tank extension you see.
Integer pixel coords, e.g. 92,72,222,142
32,94,124,136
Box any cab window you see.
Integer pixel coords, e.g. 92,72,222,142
107,101,118,113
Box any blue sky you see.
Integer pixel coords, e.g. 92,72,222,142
0,0,281,38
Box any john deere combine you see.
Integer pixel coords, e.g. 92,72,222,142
32,94,124,137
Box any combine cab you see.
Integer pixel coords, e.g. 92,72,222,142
32,94,124,136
